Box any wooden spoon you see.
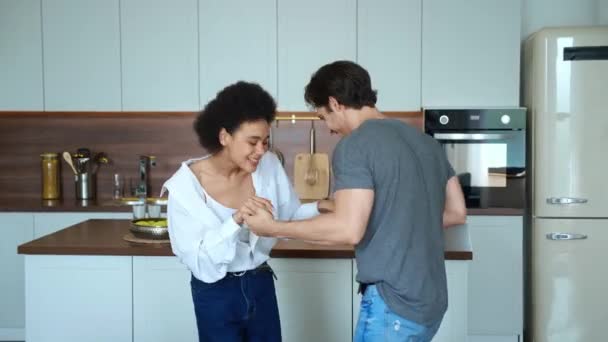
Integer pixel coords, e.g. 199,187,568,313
62,151,78,174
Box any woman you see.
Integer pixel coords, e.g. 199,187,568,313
161,81,331,341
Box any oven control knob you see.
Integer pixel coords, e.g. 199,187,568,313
439,115,449,125
501,114,511,124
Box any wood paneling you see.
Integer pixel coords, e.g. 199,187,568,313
0,111,422,202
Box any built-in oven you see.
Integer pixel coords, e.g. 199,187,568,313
424,108,527,209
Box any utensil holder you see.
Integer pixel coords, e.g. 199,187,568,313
75,173,96,200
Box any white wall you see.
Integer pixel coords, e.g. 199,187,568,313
522,0,607,39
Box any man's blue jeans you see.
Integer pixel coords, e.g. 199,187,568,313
354,285,443,342
190,268,281,342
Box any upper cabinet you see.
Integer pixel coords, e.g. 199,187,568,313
278,0,356,111
121,0,199,111
199,0,277,106
0,0,43,110
42,0,121,111
357,0,421,111
421,0,521,107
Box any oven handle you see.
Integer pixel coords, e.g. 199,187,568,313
433,133,512,140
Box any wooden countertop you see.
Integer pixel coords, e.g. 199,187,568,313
17,219,472,260
0,198,523,216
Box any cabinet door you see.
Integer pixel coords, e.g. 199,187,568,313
467,216,523,337
433,260,468,342
277,0,356,110
0,213,33,341
199,0,277,105
0,0,43,110
353,260,469,342
421,0,521,107
33,212,131,238
121,0,199,111
133,256,197,342
42,0,121,110
357,0,421,110
268,258,352,342
25,255,132,342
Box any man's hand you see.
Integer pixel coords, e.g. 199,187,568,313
233,196,274,225
244,205,278,237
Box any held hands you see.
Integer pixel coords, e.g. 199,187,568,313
232,196,274,225
238,196,279,237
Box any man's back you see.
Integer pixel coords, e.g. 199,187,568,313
332,118,455,325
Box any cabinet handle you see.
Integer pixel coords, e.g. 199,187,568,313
546,197,588,205
546,232,588,240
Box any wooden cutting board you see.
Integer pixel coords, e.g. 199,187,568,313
294,153,330,200
294,122,330,200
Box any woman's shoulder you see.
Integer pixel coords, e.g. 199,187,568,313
161,157,206,195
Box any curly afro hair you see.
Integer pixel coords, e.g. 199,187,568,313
194,81,276,153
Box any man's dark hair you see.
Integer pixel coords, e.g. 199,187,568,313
194,81,276,153
304,60,377,109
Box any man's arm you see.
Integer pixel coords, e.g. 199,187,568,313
246,189,374,245
443,176,467,228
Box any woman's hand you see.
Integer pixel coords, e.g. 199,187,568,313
233,196,274,225
317,199,335,214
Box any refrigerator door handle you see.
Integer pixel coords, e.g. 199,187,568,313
546,197,588,205
546,232,588,240
432,133,511,140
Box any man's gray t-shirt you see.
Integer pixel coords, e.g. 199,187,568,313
332,119,455,325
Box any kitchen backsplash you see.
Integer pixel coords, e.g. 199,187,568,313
0,111,421,202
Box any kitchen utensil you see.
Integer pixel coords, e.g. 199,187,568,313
294,121,330,200
74,156,90,174
268,123,285,165
130,218,168,240
76,148,91,158
62,151,78,175
75,172,96,200
92,152,109,174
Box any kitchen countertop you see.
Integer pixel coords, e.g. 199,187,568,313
17,219,473,260
0,198,524,216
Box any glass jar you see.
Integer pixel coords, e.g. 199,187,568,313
40,153,61,200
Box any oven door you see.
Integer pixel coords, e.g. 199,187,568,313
434,131,526,208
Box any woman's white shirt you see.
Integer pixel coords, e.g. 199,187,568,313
161,152,319,283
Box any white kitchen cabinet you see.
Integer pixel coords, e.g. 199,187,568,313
352,260,468,342
199,0,277,106
357,0,421,111
42,0,121,110
467,216,523,341
0,0,43,110
25,255,132,342
0,213,33,341
132,256,197,342
33,212,131,238
421,0,521,107
269,258,353,342
121,0,199,111
277,0,356,110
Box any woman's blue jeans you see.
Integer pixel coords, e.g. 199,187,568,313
354,285,443,342
190,268,281,342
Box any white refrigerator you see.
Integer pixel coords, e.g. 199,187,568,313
523,26,608,342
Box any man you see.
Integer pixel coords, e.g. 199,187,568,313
244,60,466,341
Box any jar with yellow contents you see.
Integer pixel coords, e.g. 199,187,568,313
40,153,61,200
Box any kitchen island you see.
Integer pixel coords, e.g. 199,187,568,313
18,219,472,342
